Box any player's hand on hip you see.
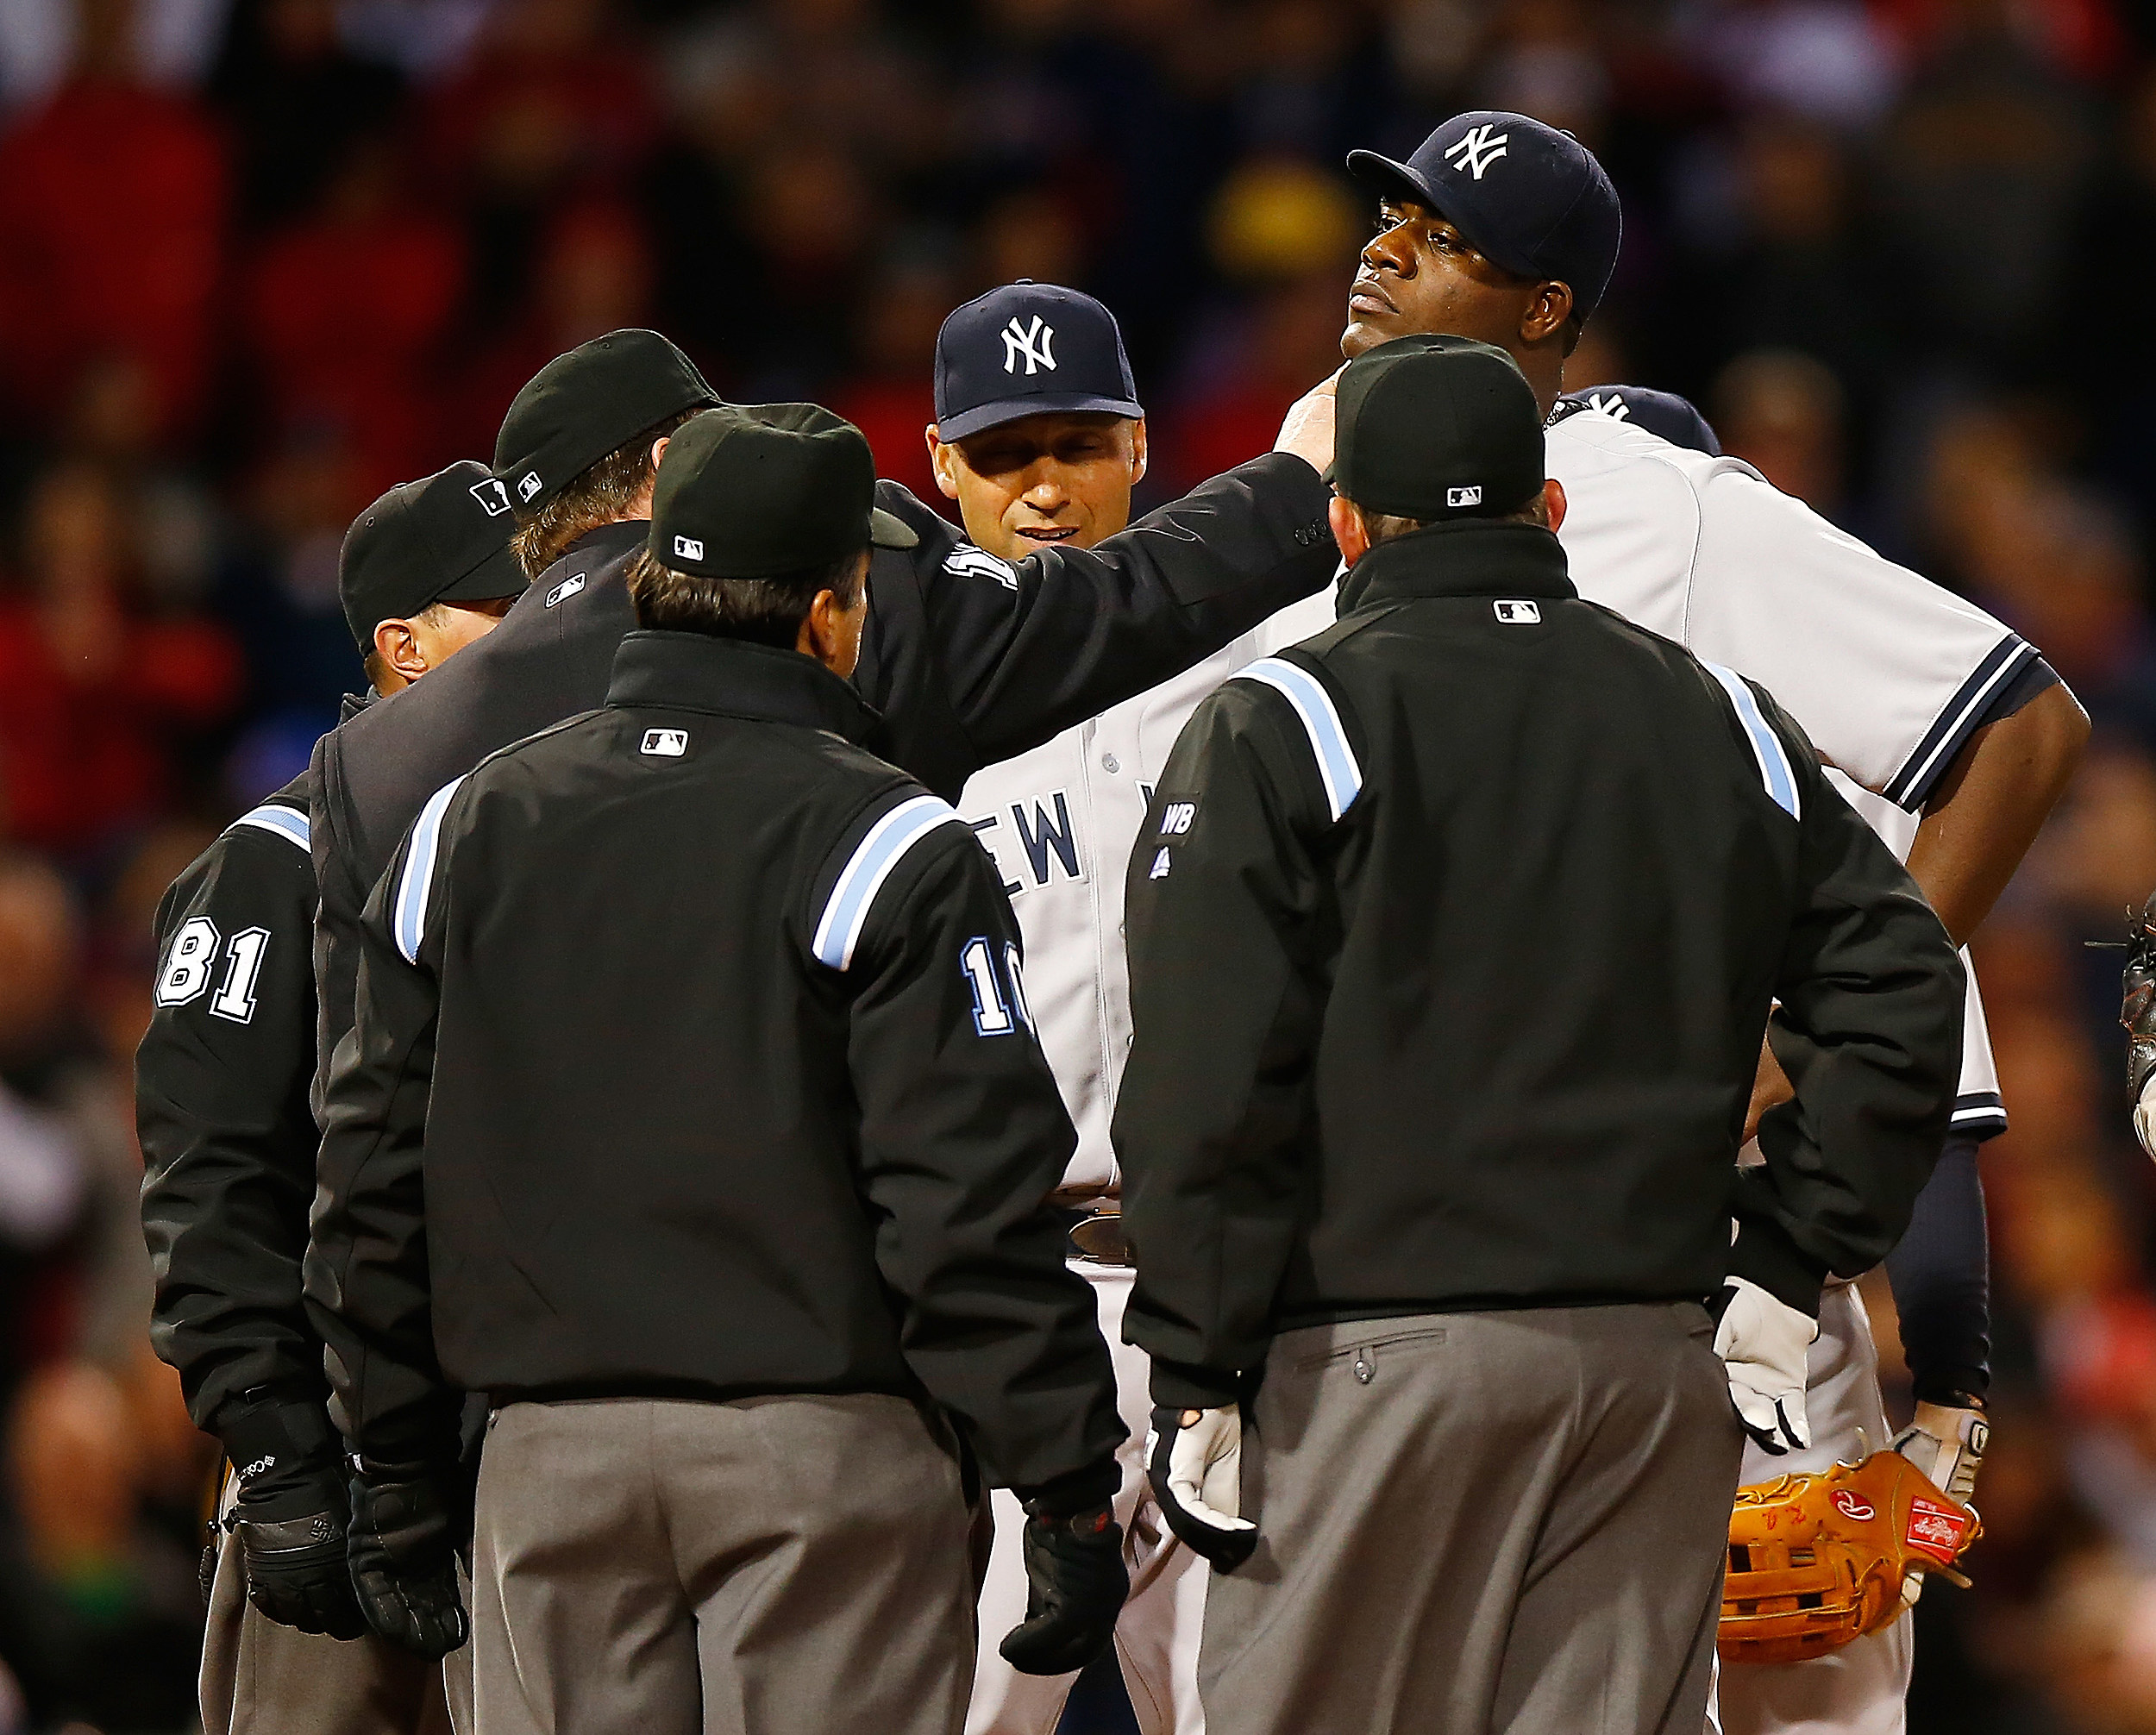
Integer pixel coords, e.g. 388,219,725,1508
1742,1036,1795,1144
1146,1404,1257,1570
1273,368,1343,474
345,1459,470,1658
999,1501,1129,1676
1712,1277,1817,1456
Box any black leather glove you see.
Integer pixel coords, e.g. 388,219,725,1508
346,1459,469,1658
998,1500,1128,1676
218,1399,368,1640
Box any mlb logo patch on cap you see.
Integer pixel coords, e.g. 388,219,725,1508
674,535,705,562
641,728,689,757
469,478,511,517
1448,485,1482,508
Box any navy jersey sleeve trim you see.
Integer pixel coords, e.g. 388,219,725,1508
1949,1089,2007,1141
1883,634,2040,811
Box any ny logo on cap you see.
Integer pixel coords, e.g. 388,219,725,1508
674,535,705,561
517,470,543,503
1448,485,1483,507
469,478,512,517
1001,315,1057,377
1582,392,1632,422
1445,123,1509,179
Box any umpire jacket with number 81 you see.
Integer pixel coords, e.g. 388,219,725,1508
1115,518,1969,1411
304,629,1124,1495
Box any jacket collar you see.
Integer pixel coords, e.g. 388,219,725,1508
605,630,882,744
1337,520,1577,616
563,519,650,567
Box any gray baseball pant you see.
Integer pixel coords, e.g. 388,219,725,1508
201,1475,467,1735
1199,1301,1742,1735
467,1392,977,1735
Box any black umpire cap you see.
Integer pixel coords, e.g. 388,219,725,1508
650,404,918,579
1347,111,1622,326
933,281,1144,442
494,329,721,512
339,460,527,652
1335,335,1545,523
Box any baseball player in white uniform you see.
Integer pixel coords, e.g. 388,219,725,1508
1337,112,2087,1734
927,281,1332,1735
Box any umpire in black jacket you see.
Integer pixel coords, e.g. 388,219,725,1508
138,461,523,1735
309,327,1337,1112
306,404,1130,1735
1114,337,1965,1735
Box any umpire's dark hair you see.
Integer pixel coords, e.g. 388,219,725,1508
626,544,868,648
1360,485,1551,548
511,408,704,580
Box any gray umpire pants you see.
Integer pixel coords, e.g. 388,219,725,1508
1200,1302,1742,1735
469,1393,977,1735
201,1474,469,1735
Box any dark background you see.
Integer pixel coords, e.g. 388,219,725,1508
0,0,2151,1725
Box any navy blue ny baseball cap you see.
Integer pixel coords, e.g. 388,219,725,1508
1347,112,1623,325
1551,384,1722,455
933,282,1144,442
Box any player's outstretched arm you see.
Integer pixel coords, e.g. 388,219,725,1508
856,381,1339,798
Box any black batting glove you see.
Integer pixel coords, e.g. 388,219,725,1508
218,1399,368,1641
998,1499,1129,1677
346,1459,469,1658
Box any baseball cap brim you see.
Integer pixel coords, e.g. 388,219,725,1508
935,391,1147,443
1344,149,1543,284
870,506,918,549
428,537,529,607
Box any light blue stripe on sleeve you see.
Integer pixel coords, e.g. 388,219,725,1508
1702,662,1802,820
812,794,964,970
393,777,467,964
231,804,310,853
1236,657,1363,822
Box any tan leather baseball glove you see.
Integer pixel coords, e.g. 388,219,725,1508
1719,1447,1981,1668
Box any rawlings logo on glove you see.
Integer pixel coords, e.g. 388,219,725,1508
1720,1447,1981,1668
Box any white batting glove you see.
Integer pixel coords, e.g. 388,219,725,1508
1714,1277,1818,1455
1145,1404,1257,1571
1890,1400,1988,1610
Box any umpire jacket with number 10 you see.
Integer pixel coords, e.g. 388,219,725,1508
304,629,1124,1495
1115,518,1970,1411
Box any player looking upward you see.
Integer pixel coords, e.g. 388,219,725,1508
1331,110,2085,1734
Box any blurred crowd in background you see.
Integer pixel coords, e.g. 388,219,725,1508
0,0,2147,1721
